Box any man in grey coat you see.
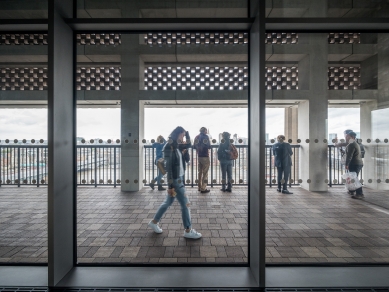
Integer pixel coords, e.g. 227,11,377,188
272,135,293,194
345,131,364,199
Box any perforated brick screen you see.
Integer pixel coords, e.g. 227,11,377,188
328,67,361,90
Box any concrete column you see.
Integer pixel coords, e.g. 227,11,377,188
48,0,74,287
284,107,298,142
361,34,389,191
298,33,328,192
360,101,378,190
121,35,144,191
285,107,299,182
377,34,389,108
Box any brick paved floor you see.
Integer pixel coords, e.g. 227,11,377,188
1,185,389,263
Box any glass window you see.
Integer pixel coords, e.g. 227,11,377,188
0,33,48,264
76,31,249,264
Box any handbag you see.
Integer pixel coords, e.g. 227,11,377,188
342,171,362,191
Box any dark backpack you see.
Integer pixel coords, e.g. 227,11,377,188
229,144,238,160
357,141,365,158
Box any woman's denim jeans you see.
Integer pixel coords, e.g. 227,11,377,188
154,168,164,186
220,159,232,190
153,176,191,229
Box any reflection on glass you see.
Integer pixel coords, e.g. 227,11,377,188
77,0,248,18
266,0,389,18
0,1,48,19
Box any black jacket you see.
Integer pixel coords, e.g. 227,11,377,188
217,140,232,161
163,136,192,189
272,142,293,168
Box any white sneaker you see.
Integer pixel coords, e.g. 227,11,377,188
184,229,202,239
148,220,163,233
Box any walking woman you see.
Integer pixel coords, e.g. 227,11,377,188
148,126,202,239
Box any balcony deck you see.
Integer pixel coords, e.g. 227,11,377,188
1,185,389,264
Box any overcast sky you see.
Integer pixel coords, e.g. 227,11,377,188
0,107,367,142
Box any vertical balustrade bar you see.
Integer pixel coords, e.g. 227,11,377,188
329,146,332,187
269,147,272,187
191,147,194,188
17,147,20,187
114,147,117,188
210,146,213,188
37,147,40,186
94,147,97,187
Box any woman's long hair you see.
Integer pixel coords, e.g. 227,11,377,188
169,126,186,141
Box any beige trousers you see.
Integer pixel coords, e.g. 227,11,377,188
198,157,210,191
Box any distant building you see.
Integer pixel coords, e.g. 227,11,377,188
328,133,337,144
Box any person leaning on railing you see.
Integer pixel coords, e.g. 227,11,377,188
149,135,167,191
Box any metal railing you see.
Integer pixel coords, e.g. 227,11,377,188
76,145,121,187
1,144,121,187
0,145,48,186
1,143,360,187
144,144,301,187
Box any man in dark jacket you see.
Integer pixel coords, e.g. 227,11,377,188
272,135,293,194
194,127,211,193
345,131,364,199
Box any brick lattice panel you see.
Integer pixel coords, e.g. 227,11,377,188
0,34,48,45
0,67,121,91
265,33,298,44
76,34,121,46
0,66,361,91
328,33,361,44
144,32,249,45
76,67,121,90
144,66,249,90
266,67,298,90
328,67,361,90
0,68,48,90
0,34,121,46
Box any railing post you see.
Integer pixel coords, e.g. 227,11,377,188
114,146,117,188
210,146,213,188
37,147,40,187
191,147,194,188
151,146,154,186
328,145,332,187
94,147,97,187
269,147,272,188
17,147,20,187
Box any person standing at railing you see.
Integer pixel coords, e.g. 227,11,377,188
334,129,365,161
194,127,211,193
217,131,233,192
150,135,167,191
148,126,202,239
179,131,191,183
344,131,364,199
272,135,293,194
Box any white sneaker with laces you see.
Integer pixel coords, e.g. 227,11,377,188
148,220,163,233
184,229,202,239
